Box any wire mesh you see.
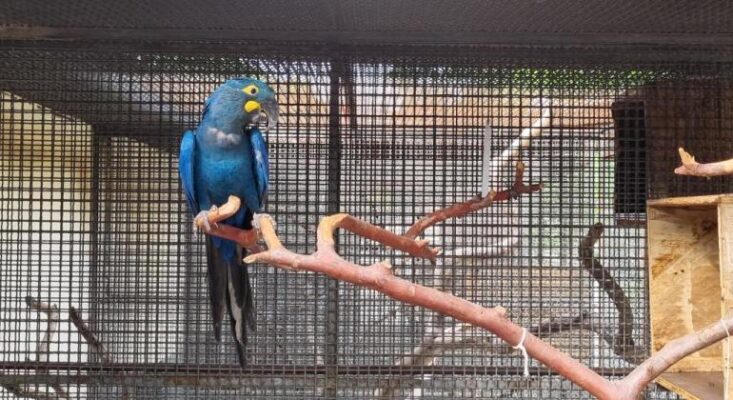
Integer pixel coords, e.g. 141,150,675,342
2,0,733,46
1,42,733,399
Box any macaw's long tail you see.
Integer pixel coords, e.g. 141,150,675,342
205,238,255,367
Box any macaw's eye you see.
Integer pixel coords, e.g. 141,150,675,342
243,84,258,95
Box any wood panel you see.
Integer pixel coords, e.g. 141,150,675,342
648,206,721,372
657,372,724,400
719,201,733,399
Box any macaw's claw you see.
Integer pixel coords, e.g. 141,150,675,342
194,209,216,233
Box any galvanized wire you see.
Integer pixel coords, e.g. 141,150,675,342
1,44,732,399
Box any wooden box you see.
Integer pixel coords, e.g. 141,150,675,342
648,194,733,400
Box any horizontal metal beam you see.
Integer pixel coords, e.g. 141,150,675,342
0,361,634,387
4,26,733,48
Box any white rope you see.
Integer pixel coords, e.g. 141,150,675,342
512,328,530,377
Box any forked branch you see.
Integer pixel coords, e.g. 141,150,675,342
197,163,733,400
674,147,733,177
0,302,126,400
0,297,68,400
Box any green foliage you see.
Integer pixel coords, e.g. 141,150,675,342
139,54,266,76
386,65,674,89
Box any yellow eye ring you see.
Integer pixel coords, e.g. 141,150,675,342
243,84,258,95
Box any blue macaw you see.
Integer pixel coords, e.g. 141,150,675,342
178,78,278,366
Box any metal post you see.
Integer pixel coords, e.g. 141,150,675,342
324,58,344,399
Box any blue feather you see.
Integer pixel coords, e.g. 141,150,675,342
179,130,199,214
250,127,269,209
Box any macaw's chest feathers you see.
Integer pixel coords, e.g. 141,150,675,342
204,126,242,147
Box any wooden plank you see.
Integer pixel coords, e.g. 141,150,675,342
648,206,722,372
719,203,733,399
657,372,724,400
648,195,732,209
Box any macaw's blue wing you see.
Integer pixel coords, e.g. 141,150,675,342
179,130,199,215
248,127,269,212
179,130,229,343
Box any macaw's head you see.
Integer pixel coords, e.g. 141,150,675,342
208,77,279,132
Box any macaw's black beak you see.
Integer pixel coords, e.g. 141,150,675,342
259,99,279,132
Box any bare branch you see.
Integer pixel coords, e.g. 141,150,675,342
674,147,733,177
0,297,69,399
578,224,644,364
24,297,58,365
374,312,593,399
192,161,733,399
252,212,733,399
404,162,542,239
374,323,477,399
381,220,647,398
482,100,552,191
69,307,111,364
69,307,130,399
241,215,618,399
620,317,733,398
194,196,263,254
528,312,591,337
206,204,441,263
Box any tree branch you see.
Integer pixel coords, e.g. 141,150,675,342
404,162,542,239
193,196,263,254
0,297,68,400
69,307,111,364
374,312,592,399
481,99,551,193
578,223,644,364
194,165,733,399
69,307,129,399
242,214,619,398
619,318,733,397
674,147,733,177
372,172,532,398
24,297,59,366
383,221,646,398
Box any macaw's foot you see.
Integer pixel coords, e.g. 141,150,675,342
251,213,275,231
194,205,219,233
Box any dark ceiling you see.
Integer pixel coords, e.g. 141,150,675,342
1,0,732,46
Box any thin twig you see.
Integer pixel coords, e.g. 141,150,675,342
27,297,67,399
404,162,542,240
69,307,129,399
24,297,59,365
69,307,111,364
674,147,733,177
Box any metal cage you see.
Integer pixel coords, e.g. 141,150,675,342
2,1,733,399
